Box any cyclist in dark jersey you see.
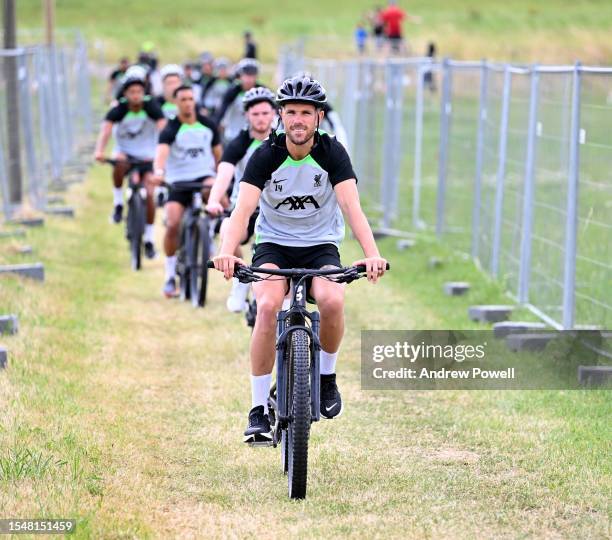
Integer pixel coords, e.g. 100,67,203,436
206,87,277,312
212,76,387,443
94,75,166,258
213,58,264,144
152,85,222,297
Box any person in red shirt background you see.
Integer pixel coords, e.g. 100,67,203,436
380,0,422,54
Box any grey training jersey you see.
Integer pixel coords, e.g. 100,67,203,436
158,114,220,183
220,129,263,207
105,97,164,160
241,132,357,247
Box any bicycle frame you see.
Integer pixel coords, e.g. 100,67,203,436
270,276,322,443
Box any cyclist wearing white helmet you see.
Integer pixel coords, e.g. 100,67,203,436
212,75,387,442
206,86,277,312
201,57,233,117
94,75,166,257
213,58,263,144
156,64,184,120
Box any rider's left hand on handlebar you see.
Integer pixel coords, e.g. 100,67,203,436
206,201,224,217
352,256,388,283
212,254,246,280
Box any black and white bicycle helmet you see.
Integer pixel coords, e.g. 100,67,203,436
160,63,184,81
276,75,327,108
236,57,259,76
242,86,276,111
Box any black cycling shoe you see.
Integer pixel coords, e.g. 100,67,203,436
111,204,123,224
144,241,156,259
320,373,343,419
243,405,273,444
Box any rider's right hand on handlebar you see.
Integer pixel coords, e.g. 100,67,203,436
206,201,225,217
212,254,246,280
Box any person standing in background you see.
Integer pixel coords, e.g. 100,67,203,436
244,31,257,59
355,22,368,55
424,42,437,93
370,6,385,52
381,0,421,54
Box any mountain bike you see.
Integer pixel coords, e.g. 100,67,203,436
208,261,389,499
168,182,220,308
104,158,151,271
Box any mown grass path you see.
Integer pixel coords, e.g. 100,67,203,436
1,169,609,538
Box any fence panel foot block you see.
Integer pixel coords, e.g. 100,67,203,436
45,206,75,218
9,218,44,227
396,239,416,250
578,366,612,387
468,305,514,323
493,321,547,339
0,263,45,281
506,333,560,352
444,282,470,296
0,315,18,335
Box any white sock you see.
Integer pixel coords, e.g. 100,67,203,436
113,187,123,206
251,373,272,414
144,224,155,243
165,255,176,281
320,349,338,375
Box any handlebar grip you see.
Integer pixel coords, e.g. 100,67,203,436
355,262,390,272
207,260,215,269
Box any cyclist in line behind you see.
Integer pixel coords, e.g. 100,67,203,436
156,64,184,120
212,76,387,443
206,87,278,312
152,85,223,298
213,58,264,144
94,74,166,259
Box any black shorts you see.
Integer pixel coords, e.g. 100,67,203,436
252,242,341,303
125,154,153,175
166,177,214,208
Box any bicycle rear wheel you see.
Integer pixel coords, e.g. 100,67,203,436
286,329,311,499
127,191,145,271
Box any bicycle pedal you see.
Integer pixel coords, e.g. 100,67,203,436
247,440,274,448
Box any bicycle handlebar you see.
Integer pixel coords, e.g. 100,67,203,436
102,157,152,167
206,261,390,278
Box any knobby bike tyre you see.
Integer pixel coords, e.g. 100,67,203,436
287,329,311,499
128,191,145,271
193,217,210,308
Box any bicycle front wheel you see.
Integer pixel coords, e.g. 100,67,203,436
287,329,311,499
192,217,210,308
127,192,145,271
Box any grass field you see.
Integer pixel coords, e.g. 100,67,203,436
14,0,612,64
0,166,610,538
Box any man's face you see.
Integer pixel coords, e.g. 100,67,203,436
125,84,145,105
176,88,196,116
218,66,229,79
163,75,182,100
240,73,257,90
201,62,213,76
119,59,129,70
247,101,275,134
281,103,323,146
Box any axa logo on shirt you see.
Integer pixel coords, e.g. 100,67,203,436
186,147,205,158
274,195,320,210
